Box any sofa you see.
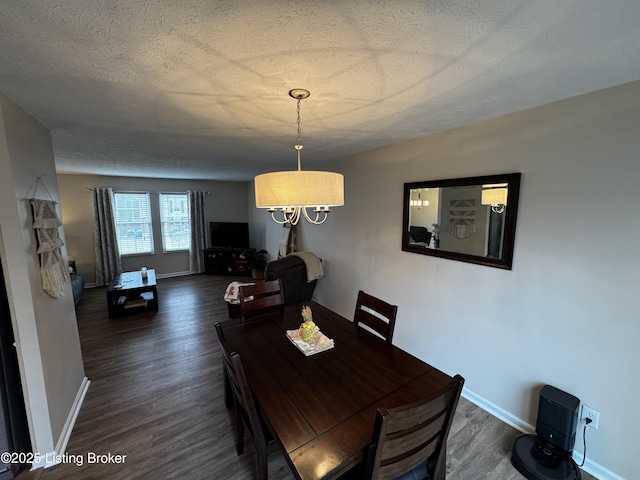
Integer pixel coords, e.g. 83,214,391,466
264,254,319,306
70,273,85,306
226,254,320,319
409,225,432,245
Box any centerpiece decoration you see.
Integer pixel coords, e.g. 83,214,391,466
300,305,316,343
286,305,335,356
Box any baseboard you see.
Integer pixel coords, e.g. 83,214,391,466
462,387,620,480
54,376,91,457
569,454,626,480
462,387,535,434
155,270,192,279
30,376,91,470
85,271,194,289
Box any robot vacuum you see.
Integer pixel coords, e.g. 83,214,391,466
511,385,582,480
512,434,581,480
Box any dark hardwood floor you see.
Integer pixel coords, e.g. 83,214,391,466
16,274,594,480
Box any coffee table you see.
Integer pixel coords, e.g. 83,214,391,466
106,269,158,318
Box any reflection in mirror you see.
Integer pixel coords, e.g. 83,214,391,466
402,173,521,269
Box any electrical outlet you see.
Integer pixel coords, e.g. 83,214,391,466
581,405,600,430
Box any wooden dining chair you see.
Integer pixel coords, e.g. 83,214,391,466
214,322,277,480
238,279,284,322
215,322,234,409
361,374,465,480
353,290,398,343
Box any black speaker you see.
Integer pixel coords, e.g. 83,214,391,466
535,385,580,453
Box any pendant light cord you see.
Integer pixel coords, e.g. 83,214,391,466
295,96,303,171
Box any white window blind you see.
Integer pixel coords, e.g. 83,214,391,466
159,193,190,252
113,192,154,255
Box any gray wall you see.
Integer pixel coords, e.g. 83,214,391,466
0,95,85,457
250,81,640,479
57,174,250,285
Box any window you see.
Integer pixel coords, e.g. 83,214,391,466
159,193,190,252
113,192,154,255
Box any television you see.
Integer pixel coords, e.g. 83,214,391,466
210,222,250,249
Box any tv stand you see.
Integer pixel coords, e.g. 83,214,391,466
203,247,250,276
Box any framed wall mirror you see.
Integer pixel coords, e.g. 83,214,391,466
402,173,521,269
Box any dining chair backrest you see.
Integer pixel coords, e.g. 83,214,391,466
353,290,398,344
214,322,271,480
239,279,284,321
363,374,465,480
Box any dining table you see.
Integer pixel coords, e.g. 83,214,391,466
220,300,453,480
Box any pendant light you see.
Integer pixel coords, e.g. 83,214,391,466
254,89,344,225
481,183,508,213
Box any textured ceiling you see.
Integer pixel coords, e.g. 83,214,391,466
2,1,640,181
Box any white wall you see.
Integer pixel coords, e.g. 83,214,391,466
0,95,86,459
58,174,250,284
252,81,640,479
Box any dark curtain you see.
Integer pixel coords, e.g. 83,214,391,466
188,190,207,273
92,187,122,286
486,209,504,259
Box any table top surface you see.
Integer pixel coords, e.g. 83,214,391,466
107,269,156,291
221,301,452,480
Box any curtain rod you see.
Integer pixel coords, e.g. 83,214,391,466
84,188,210,194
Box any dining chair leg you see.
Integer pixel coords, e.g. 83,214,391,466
223,362,233,408
431,444,447,480
256,447,268,480
235,409,245,456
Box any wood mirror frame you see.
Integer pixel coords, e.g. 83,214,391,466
402,173,521,270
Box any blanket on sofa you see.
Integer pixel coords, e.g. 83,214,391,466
290,251,324,283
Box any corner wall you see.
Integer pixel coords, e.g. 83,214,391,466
257,81,640,479
0,95,86,460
